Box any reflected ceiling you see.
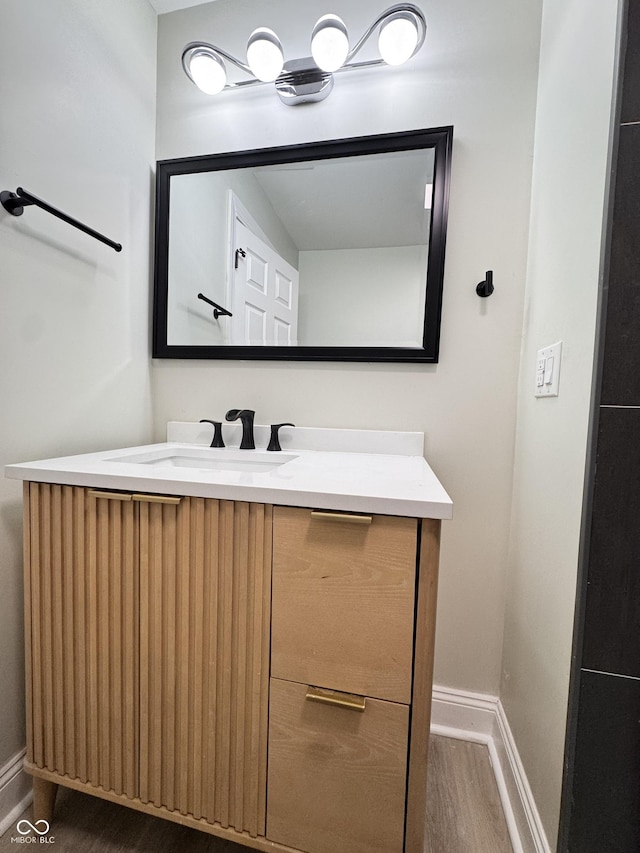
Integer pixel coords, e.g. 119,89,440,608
253,151,434,250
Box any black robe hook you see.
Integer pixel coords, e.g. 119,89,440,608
476,270,494,298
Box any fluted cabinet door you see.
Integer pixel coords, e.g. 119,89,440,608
138,497,272,839
24,484,139,798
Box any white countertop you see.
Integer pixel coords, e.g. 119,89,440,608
5,423,453,520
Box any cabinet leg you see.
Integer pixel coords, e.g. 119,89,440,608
32,778,58,824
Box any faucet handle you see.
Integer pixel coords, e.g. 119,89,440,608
267,423,295,452
199,419,225,448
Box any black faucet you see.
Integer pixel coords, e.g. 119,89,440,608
225,409,255,449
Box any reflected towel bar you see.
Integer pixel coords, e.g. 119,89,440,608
198,292,233,318
0,186,122,252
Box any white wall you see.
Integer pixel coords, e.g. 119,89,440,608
154,0,542,697
0,0,157,766
501,0,621,845
298,246,427,346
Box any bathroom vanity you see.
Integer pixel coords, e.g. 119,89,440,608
6,423,452,853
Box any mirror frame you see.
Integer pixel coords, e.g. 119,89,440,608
152,126,453,363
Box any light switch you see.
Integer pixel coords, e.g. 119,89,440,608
535,342,562,397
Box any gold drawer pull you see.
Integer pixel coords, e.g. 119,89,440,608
88,490,132,501
310,511,372,525
305,686,366,712
132,494,183,505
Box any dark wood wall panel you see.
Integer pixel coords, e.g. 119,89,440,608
562,2,640,850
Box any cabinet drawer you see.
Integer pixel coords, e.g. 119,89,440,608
267,677,408,853
272,507,417,704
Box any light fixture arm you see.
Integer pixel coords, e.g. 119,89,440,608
345,3,427,65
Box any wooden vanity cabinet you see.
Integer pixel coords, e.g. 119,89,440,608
22,482,441,853
267,677,410,853
271,507,418,704
23,483,139,797
268,507,439,853
23,484,272,842
137,495,272,835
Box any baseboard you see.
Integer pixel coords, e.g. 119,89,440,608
493,702,553,853
431,685,552,853
0,748,32,838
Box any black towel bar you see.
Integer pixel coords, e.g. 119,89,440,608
1,186,122,252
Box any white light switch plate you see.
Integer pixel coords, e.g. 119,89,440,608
535,341,562,397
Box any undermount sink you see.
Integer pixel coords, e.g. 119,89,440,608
111,447,298,474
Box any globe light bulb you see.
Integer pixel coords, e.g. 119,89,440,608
311,14,349,72
378,13,420,66
247,27,284,82
188,50,227,94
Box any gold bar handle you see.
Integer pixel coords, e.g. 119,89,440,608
132,494,183,505
310,511,372,525
305,686,366,712
88,490,132,501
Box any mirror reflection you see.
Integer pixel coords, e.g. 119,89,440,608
168,149,434,348
153,128,452,362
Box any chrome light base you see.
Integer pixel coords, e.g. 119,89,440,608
275,59,334,105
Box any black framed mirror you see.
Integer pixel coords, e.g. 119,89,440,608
153,126,452,362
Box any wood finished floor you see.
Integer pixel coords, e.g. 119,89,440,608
425,736,513,853
0,736,513,853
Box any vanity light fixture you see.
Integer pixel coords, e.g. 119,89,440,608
181,3,427,106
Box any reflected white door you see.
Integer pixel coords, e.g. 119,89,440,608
230,222,299,346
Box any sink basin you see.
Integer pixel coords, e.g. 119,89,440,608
110,447,298,474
